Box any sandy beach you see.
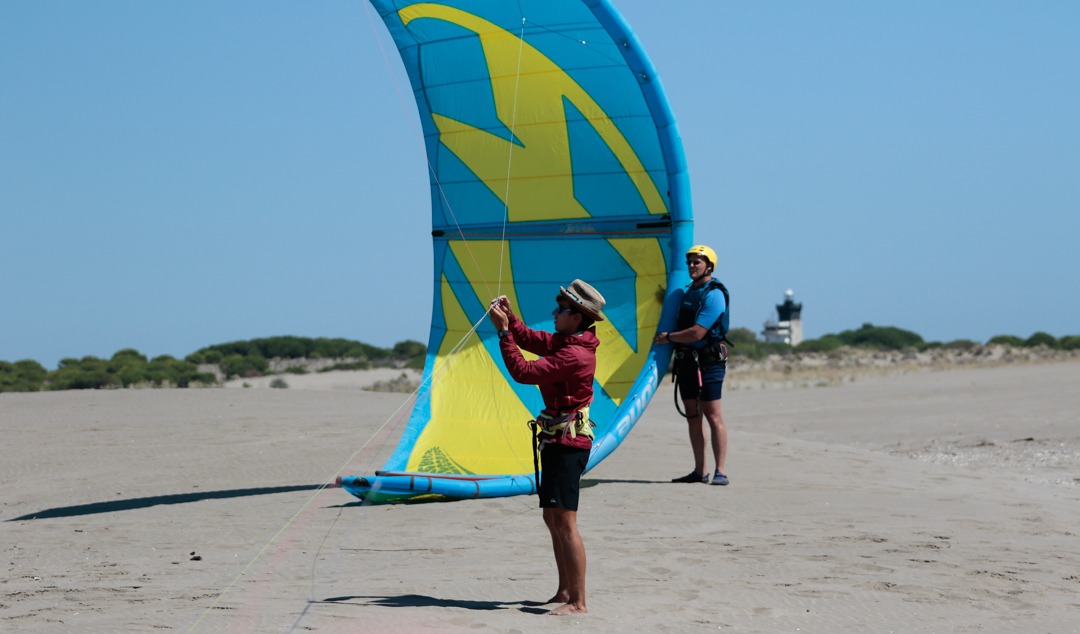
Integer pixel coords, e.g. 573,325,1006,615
3,360,1078,632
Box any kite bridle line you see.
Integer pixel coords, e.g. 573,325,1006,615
188,310,495,634
351,3,539,485
368,10,536,486
496,16,527,297
360,8,535,481
363,0,499,304
191,8,538,630
359,2,533,476
485,14,537,494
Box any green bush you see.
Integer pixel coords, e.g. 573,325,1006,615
220,354,269,379
1058,335,1080,350
41,351,211,389
797,334,844,353
722,327,758,359
264,337,309,359
725,327,758,348
111,348,147,364
185,349,223,365
718,327,793,360
393,339,427,359
14,335,433,391
190,336,396,365
146,355,197,386
836,323,923,350
188,336,425,380
311,337,373,359
115,362,148,387
987,335,1024,347
49,356,119,390
0,359,48,392
1024,332,1057,348
109,349,150,386
943,339,979,350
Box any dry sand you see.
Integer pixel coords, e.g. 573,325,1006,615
2,361,1078,632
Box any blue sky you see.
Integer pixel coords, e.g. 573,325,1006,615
3,1,1078,369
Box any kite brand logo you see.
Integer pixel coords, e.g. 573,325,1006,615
398,3,666,223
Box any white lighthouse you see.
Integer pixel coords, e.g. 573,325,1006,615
762,289,803,345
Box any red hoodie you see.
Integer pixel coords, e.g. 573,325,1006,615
499,314,600,449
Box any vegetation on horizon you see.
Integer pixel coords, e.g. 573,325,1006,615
726,323,1080,360
2,328,1076,393
1,336,427,393
1,350,217,393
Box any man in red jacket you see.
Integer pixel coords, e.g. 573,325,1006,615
487,279,605,617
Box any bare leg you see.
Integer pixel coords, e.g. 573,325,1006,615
682,399,707,476
700,398,727,474
543,508,569,604
543,508,587,615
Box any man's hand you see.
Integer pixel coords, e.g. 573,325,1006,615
495,295,515,321
488,296,510,331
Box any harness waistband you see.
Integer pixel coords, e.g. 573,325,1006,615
531,407,594,440
674,341,728,367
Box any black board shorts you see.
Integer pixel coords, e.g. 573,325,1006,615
538,443,590,511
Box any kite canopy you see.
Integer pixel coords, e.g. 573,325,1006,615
340,0,693,503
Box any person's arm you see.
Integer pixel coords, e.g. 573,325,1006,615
490,296,554,354
653,288,725,345
655,325,709,345
499,343,575,385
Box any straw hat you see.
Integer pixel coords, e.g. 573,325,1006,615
556,279,606,322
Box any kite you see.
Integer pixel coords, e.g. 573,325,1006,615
339,0,693,502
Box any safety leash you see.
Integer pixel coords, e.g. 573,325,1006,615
672,349,702,418
530,421,541,496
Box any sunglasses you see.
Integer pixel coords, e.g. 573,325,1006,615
552,305,577,316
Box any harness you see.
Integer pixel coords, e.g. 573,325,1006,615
671,279,730,418
527,407,594,495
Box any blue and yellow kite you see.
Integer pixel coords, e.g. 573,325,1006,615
340,0,694,502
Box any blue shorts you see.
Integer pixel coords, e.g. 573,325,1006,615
676,361,726,401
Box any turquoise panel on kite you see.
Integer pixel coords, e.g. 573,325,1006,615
339,0,694,503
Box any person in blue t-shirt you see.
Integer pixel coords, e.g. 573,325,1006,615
653,245,732,486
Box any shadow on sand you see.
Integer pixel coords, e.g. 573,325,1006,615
7,484,329,521
9,478,671,520
319,594,549,614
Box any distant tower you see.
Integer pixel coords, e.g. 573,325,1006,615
762,289,803,345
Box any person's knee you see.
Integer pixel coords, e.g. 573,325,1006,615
547,509,577,531
701,400,723,417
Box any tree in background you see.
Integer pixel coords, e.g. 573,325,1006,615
0,360,48,392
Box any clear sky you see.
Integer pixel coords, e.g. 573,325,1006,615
3,1,1078,370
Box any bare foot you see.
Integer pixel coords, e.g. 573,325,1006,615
545,592,569,604
548,602,587,616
